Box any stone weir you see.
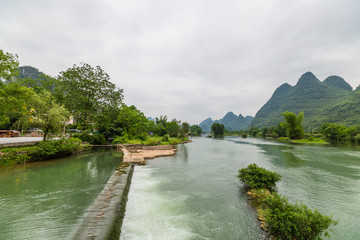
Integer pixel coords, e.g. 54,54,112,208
70,163,134,240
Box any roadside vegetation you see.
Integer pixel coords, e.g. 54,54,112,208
0,138,88,167
238,164,337,240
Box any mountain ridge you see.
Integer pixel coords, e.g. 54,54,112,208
199,112,253,132
251,72,358,130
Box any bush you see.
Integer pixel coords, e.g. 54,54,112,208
238,164,281,190
264,194,337,240
0,151,32,166
32,138,83,160
73,132,106,145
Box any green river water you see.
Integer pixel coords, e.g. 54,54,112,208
121,137,360,240
0,151,121,240
1,138,360,239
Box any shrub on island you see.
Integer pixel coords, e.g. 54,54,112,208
238,163,281,191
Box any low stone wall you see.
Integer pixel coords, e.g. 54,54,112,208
70,163,134,240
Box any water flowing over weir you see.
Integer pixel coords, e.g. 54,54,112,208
120,137,360,240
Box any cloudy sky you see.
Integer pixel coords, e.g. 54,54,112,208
1,0,360,124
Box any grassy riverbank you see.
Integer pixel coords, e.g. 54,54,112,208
277,137,329,144
0,138,89,167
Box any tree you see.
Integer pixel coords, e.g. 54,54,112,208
0,82,37,130
0,49,19,81
180,122,190,138
58,63,123,128
33,91,70,141
167,119,180,137
281,111,304,139
211,123,225,137
115,105,149,137
249,127,259,137
320,123,347,142
190,124,202,136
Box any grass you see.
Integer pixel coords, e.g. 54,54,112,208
290,137,329,144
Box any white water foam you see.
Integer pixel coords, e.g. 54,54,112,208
120,166,195,240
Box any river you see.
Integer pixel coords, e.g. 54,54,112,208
120,137,360,240
0,151,121,240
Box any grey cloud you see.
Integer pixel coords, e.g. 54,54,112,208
1,0,360,124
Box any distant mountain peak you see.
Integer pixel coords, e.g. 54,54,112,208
223,111,237,118
251,72,358,129
296,72,320,86
323,75,352,92
199,112,253,132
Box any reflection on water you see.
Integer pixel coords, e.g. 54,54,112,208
122,137,360,240
0,151,121,240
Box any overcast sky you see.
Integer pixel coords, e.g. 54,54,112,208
1,0,360,124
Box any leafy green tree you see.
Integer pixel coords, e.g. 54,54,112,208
167,119,180,137
249,127,259,137
58,63,123,128
281,111,304,139
190,124,202,136
0,82,37,129
211,123,225,137
320,123,347,142
33,91,70,140
115,105,149,137
0,49,19,81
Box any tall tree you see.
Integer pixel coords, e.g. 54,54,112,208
281,111,304,139
211,123,225,137
58,63,123,128
0,49,19,81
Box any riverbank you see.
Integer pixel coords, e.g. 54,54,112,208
0,138,89,167
121,144,178,165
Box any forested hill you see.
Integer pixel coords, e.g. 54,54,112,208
250,72,359,129
199,112,253,132
18,66,45,79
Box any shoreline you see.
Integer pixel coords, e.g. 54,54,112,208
120,144,178,165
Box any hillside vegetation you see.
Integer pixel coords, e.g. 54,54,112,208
251,72,359,130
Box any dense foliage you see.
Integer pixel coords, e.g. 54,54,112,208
264,194,337,240
211,123,225,137
190,124,202,136
238,163,281,190
281,111,304,139
320,123,360,143
0,138,85,166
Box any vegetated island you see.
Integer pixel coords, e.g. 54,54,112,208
238,164,337,240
